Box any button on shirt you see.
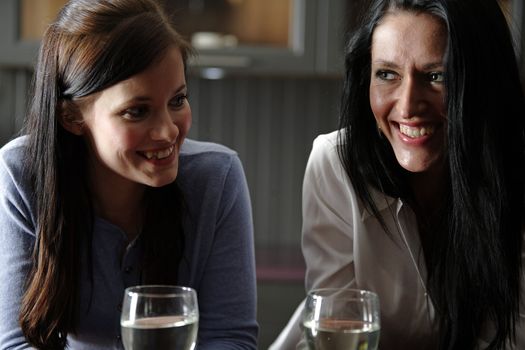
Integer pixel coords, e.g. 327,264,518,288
69,218,142,349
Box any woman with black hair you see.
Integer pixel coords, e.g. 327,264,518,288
0,0,257,349
271,0,525,349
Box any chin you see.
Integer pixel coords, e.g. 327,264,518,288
144,174,178,188
394,149,445,174
398,158,443,174
152,179,177,188
401,165,428,173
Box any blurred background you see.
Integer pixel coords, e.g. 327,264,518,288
0,0,523,348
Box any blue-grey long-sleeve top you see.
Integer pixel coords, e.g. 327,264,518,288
0,136,258,349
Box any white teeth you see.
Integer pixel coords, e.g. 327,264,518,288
399,124,435,138
142,146,174,160
156,147,173,159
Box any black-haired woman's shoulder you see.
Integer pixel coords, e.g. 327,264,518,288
304,130,352,195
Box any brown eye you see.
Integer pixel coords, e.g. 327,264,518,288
170,94,188,109
428,72,444,82
122,105,149,120
375,70,397,80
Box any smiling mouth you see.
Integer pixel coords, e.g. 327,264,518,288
399,124,435,138
139,145,175,160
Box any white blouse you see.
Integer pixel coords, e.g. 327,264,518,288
271,131,525,350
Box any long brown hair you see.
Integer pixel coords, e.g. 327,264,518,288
21,0,192,348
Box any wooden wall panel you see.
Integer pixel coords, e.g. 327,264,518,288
185,75,341,250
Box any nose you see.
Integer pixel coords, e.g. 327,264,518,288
149,109,179,141
396,76,426,119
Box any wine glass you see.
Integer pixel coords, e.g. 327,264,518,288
120,285,199,350
302,288,380,350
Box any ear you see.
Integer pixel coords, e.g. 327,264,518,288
58,100,84,136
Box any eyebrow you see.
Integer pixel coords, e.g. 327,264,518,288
135,84,187,101
372,60,444,70
118,84,187,106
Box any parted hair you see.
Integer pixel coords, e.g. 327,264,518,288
338,0,525,349
22,0,192,348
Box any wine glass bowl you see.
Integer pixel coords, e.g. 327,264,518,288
302,288,380,350
120,285,199,350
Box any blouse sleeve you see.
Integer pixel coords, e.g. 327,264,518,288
0,148,37,349
195,155,258,350
302,133,358,292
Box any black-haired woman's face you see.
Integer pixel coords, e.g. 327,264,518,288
369,11,447,174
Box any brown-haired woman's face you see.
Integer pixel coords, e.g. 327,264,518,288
369,11,447,174
76,47,191,189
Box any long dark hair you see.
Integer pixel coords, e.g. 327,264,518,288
338,0,525,349
21,0,192,348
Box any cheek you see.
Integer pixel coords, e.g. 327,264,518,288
96,127,141,156
106,124,140,147
178,109,192,137
120,133,142,151
369,86,388,124
83,113,140,160
437,97,447,119
425,93,447,122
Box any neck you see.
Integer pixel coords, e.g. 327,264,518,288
409,163,448,218
409,164,448,268
89,166,145,241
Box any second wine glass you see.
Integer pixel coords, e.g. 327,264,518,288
302,288,380,350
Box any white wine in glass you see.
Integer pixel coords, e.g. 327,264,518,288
302,288,380,350
120,285,199,350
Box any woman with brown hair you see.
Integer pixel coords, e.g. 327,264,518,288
0,0,258,349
